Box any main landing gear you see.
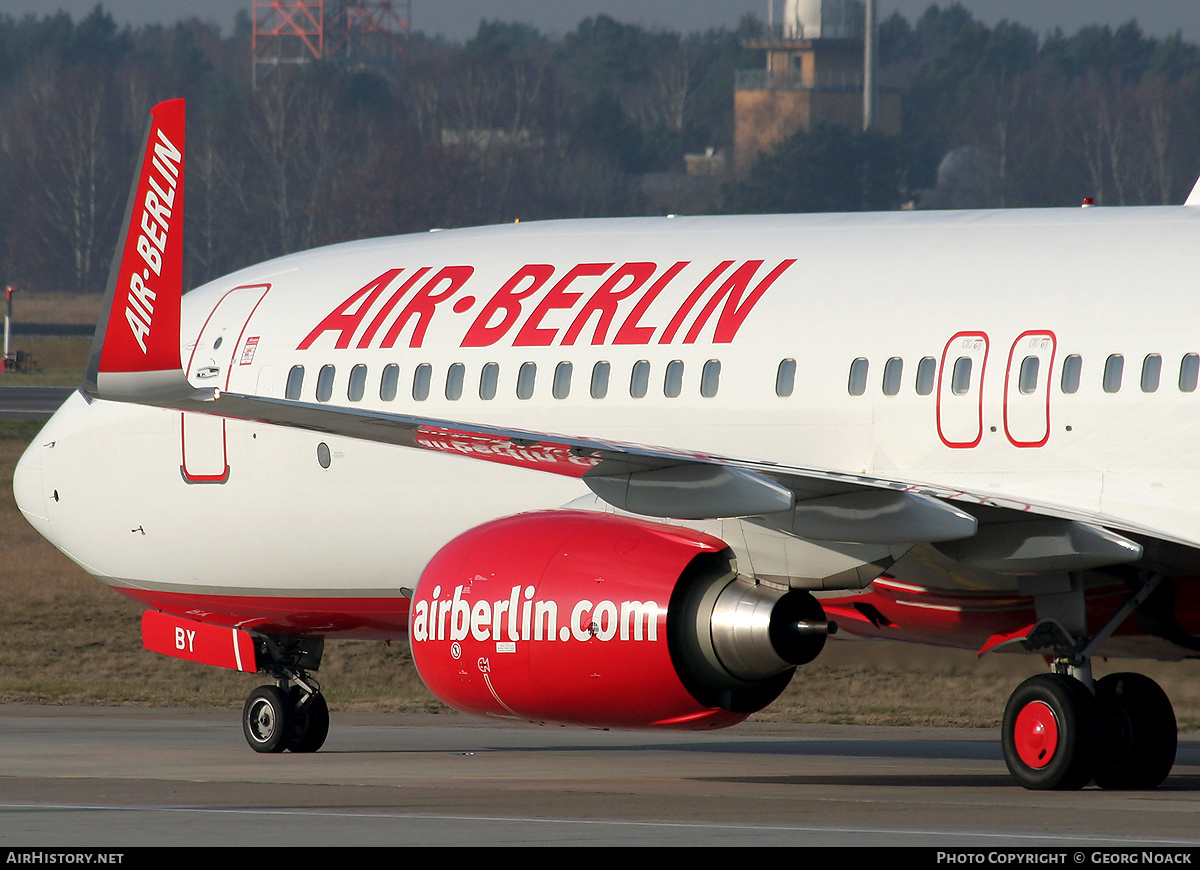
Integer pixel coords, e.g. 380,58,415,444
241,635,330,754
1002,670,1177,791
998,573,1177,790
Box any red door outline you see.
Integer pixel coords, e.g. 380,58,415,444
180,414,229,483
937,331,989,449
1003,330,1056,448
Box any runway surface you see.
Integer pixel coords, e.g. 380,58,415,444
0,386,73,420
1,705,1199,847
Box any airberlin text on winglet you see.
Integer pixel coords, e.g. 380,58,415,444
124,125,181,354
298,258,797,351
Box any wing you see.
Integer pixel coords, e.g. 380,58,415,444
81,370,1158,581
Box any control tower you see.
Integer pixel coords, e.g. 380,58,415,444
734,0,900,176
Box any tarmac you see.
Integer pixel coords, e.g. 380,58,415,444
1,705,1198,847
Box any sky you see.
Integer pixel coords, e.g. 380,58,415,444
2,1,1200,43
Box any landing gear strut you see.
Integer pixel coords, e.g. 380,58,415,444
998,572,1177,790
241,635,329,754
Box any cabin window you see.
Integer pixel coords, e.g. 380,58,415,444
882,357,903,396
701,360,721,398
1018,356,1040,395
517,362,536,399
445,363,465,400
380,364,399,401
664,360,684,398
630,360,650,398
915,357,936,395
1180,354,1199,393
1141,354,1161,393
348,364,367,402
316,365,335,403
590,361,610,399
413,364,431,401
951,357,972,396
776,359,796,397
1103,354,1124,393
553,362,573,399
480,363,499,400
847,358,868,396
1061,355,1082,394
285,365,304,400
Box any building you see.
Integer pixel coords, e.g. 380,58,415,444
733,0,900,177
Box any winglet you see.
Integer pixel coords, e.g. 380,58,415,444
1185,174,1200,206
84,98,191,402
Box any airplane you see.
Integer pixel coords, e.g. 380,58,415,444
12,98,1200,791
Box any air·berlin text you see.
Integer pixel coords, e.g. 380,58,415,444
299,258,796,351
124,125,181,354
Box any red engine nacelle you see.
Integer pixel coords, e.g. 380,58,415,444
409,510,832,730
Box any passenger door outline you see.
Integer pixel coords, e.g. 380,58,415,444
937,331,989,449
1003,330,1056,448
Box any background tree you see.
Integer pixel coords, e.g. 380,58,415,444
1,5,1200,294
723,125,903,214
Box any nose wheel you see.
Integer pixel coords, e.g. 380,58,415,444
287,685,330,753
243,685,293,753
242,683,330,754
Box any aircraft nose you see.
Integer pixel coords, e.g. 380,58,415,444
13,435,50,536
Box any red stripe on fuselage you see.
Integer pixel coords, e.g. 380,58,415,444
114,588,410,640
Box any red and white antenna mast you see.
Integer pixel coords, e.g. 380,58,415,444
251,1,410,88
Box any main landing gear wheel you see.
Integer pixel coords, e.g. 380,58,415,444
243,685,293,754
1094,673,1177,790
1002,674,1100,790
287,686,330,753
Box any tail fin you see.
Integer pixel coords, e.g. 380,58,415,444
84,98,190,402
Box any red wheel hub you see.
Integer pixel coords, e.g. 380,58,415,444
1013,700,1059,769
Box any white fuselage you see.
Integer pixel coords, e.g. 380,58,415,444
15,207,1200,625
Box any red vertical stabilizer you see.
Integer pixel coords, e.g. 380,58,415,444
85,99,189,402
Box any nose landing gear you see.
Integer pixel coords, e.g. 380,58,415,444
242,679,329,754
241,634,330,754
